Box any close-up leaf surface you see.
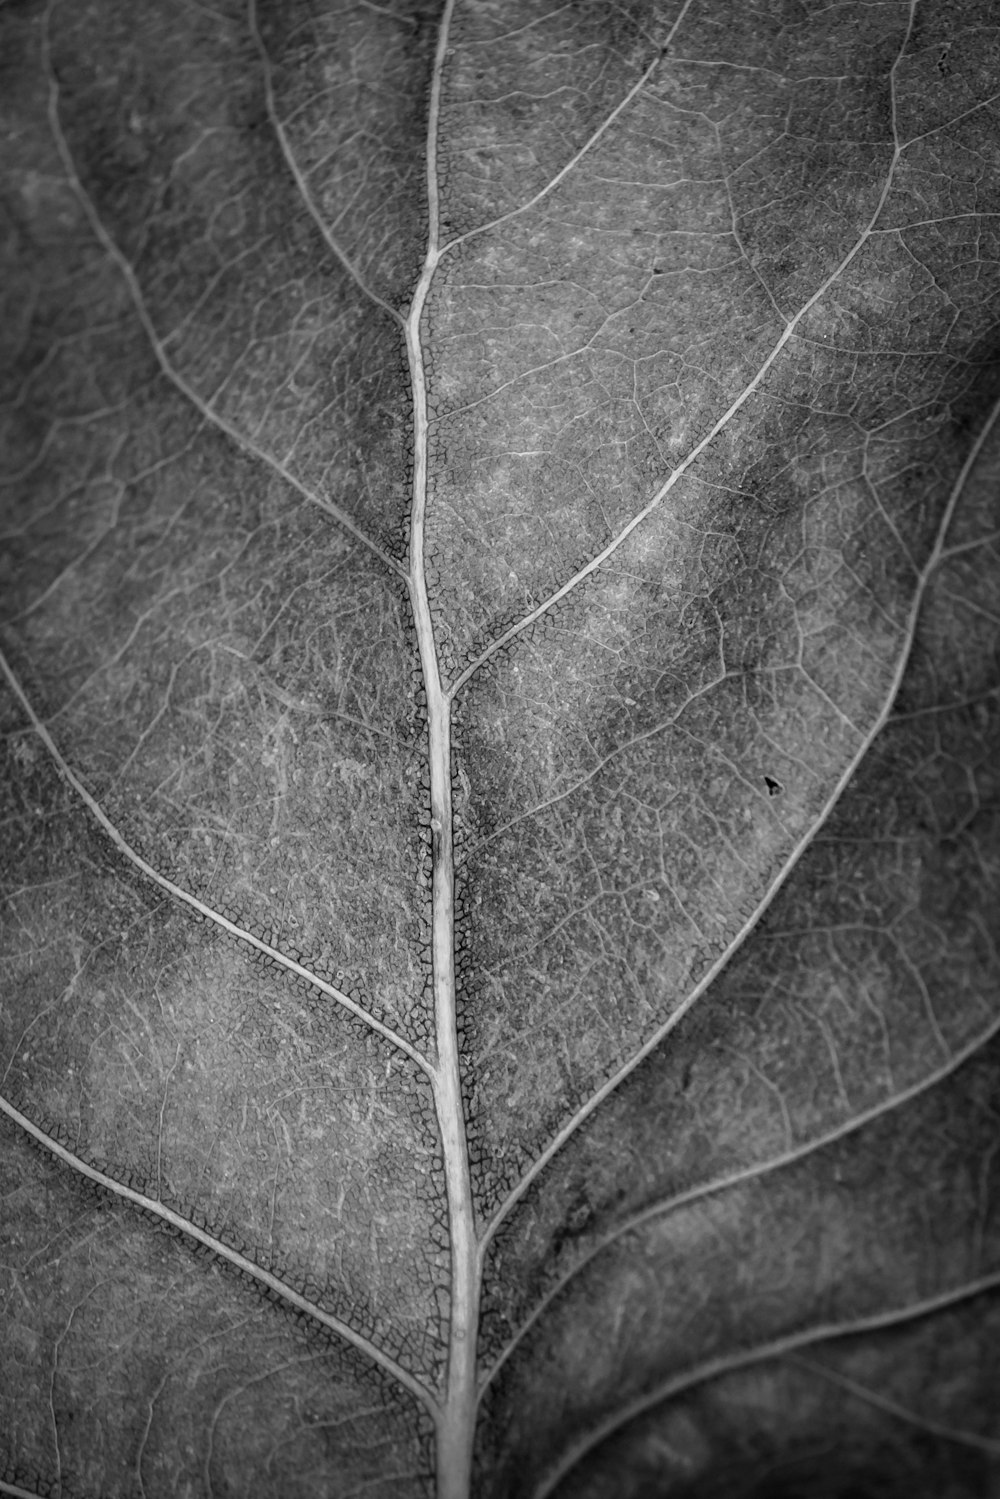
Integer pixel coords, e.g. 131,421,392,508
1,1,998,1495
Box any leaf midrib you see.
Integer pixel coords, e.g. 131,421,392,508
9,4,995,1493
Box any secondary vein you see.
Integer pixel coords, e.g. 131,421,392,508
247,0,407,331
42,12,406,583
0,1092,439,1416
0,646,432,1076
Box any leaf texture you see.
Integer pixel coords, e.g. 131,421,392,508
1,1,998,1496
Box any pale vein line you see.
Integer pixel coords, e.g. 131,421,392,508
533,1270,1000,1499
439,0,695,258
246,0,406,330
449,3,921,700
41,11,406,582
404,0,481,1487
478,1005,1000,1397
0,647,433,1077
463,666,736,858
785,1353,1000,1454
890,683,999,724
942,528,1000,560
479,386,1000,1249
0,1093,438,1416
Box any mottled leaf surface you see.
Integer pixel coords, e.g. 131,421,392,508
1,2,998,1497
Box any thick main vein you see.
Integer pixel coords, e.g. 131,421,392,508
404,0,480,1481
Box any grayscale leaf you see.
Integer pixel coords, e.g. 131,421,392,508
1,2,998,1497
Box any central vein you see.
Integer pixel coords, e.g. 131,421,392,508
405,3,479,1495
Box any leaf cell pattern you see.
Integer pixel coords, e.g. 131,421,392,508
1,2,998,1497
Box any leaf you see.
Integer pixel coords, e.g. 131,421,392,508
1,2,998,1496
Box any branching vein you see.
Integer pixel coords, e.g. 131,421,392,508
0,645,432,1076
0,1093,438,1415
42,13,406,583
